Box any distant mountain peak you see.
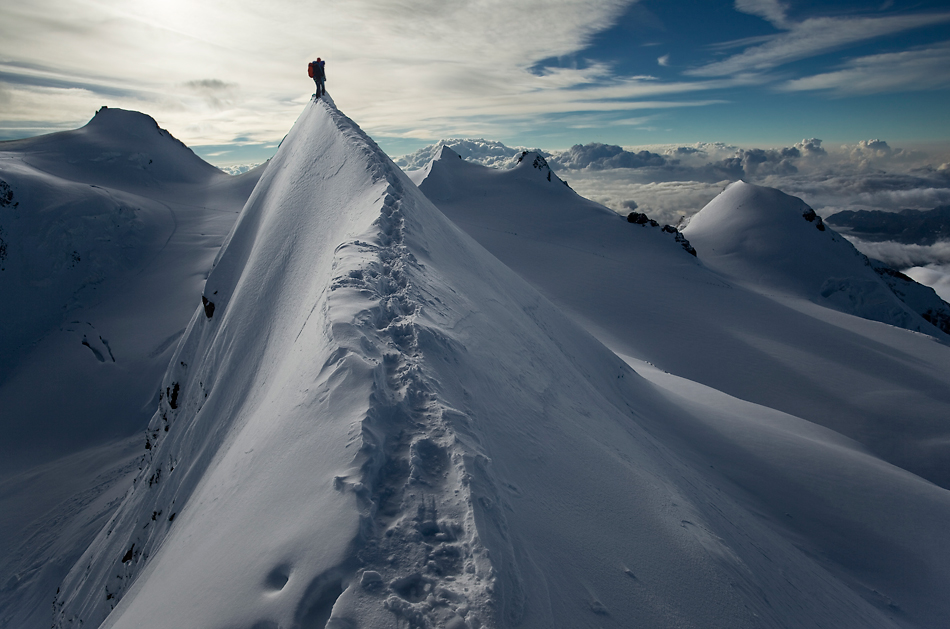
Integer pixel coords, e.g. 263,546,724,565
685,181,949,338
1,106,223,187
86,106,164,136
435,144,462,161
515,150,562,184
826,205,950,245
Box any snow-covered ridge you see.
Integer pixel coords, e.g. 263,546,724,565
19,100,950,629
2,107,223,188
413,143,950,485
54,98,506,629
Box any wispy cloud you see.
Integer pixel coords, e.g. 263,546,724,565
0,0,648,147
1,0,949,155
780,43,950,96
844,238,950,269
689,7,950,77
734,0,790,29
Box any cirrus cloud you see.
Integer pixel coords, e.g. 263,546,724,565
689,6,950,78
781,43,950,96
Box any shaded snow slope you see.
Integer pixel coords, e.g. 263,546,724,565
413,150,950,491
683,181,947,338
0,437,141,629
0,109,261,471
53,101,950,629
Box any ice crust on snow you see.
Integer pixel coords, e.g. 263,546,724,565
41,100,950,629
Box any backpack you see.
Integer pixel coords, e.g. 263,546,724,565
308,62,315,78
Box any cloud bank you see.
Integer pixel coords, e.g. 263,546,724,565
904,264,950,303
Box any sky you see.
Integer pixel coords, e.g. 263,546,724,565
2,0,950,165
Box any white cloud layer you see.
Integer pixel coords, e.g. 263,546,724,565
842,238,950,271
844,239,950,303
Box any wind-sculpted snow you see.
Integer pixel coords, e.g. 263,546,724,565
0,108,261,628
415,150,950,486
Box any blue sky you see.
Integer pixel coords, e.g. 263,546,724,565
511,0,950,149
1,0,949,165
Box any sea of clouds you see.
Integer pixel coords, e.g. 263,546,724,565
395,137,950,299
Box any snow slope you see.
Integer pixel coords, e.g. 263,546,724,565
413,149,950,491
0,108,262,471
682,181,949,338
51,100,950,629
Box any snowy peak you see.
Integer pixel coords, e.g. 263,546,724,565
58,98,565,629
685,180,822,240
2,107,221,188
436,144,463,161
684,181,948,338
83,107,177,143
513,150,563,184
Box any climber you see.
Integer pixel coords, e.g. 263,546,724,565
308,58,326,98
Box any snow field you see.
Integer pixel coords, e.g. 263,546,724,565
4,99,950,629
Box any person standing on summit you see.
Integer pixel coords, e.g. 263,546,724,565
309,58,326,98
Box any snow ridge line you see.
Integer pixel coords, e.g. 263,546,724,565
323,165,500,626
